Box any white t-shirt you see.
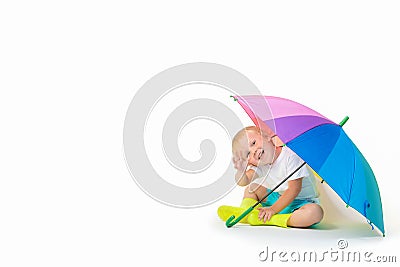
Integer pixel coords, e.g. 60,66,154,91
248,146,319,199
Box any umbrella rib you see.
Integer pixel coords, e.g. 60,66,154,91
346,133,357,208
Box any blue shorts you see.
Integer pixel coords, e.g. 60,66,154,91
261,190,320,214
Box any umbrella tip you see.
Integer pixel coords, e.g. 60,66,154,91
339,116,349,127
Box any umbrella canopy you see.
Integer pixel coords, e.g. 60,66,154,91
234,95,385,236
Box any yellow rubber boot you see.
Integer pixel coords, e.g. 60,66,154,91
217,198,260,223
248,212,292,228
240,198,261,209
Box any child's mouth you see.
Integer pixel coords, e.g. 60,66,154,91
258,149,264,160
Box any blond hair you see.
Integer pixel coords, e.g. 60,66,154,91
232,126,262,151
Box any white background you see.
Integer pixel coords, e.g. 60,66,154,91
1,1,399,266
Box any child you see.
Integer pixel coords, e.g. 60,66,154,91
218,126,323,228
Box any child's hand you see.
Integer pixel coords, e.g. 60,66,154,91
232,154,248,173
257,207,276,222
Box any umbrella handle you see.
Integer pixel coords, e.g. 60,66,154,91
225,206,254,228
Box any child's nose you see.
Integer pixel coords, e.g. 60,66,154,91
250,148,258,159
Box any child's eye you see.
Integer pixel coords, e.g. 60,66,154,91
252,140,256,145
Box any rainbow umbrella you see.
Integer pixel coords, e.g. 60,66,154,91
226,95,384,236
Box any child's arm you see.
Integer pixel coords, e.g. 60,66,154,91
235,168,258,186
257,178,302,221
232,156,259,186
271,178,302,212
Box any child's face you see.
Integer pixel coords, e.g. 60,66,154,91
233,130,276,167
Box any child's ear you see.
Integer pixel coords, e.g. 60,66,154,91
271,135,285,147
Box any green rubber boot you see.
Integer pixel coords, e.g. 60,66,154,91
247,212,292,228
